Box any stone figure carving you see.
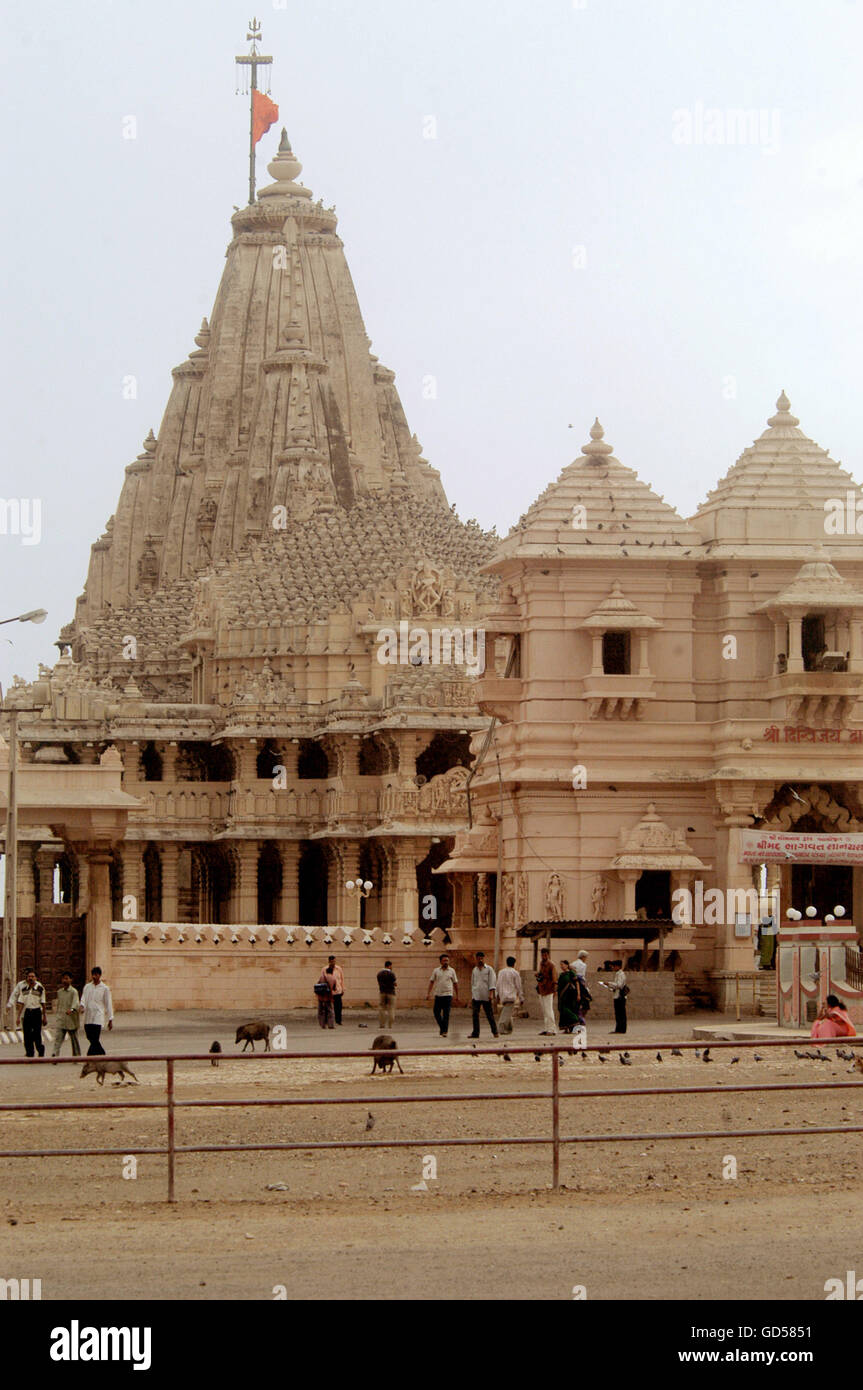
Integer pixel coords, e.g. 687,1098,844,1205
411,561,443,614
440,586,456,617
517,872,528,923
501,872,515,926
476,873,491,928
591,875,608,920
137,539,159,590
198,496,217,525
545,872,564,921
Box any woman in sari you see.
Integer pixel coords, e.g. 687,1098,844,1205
557,960,583,1033
811,993,857,1039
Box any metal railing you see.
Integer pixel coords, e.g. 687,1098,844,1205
0,1037,860,1202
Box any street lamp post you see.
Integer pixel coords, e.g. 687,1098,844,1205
1,608,48,1029
345,878,373,936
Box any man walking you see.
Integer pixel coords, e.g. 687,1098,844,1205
80,967,113,1054
602,964,628,1034
377,959,397,1031
496,956,523,1035
9,969,47,1058
427,953,459,1037
327,955,345,1025
51,971,81,1058
535,947,558,1035
469,951,498,1039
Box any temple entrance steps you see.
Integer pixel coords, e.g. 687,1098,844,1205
755,972,778,1018
674,970,714,1012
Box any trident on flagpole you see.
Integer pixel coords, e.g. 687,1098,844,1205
235,18,273,206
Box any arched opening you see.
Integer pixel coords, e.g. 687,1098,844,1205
359,735,390,776
298,841,328,924
298,740,328,780
416,731,472,783
602,630,631,675
193,847,233,923
635,870,671,920
144,845,162,921
417,840,454,940
802,614,826,671
256,741,282,780
177,742,235,782
257,842,283,925
140,742,163,782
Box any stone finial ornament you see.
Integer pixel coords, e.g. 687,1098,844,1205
767,390,800,428
581,418,614,460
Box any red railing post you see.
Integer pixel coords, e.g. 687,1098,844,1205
551,1048,560,1189
166,1057,176,1204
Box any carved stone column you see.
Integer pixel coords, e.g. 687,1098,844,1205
618,870,641,920
35,848,56,908
162,742,179,781
122,842,145,922
160,843,180,923
86,849,113,971
279,841,300,925
233,840,259,924
234,740,258,785
787,615,804,674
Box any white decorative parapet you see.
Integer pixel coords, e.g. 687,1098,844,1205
110,921,408,949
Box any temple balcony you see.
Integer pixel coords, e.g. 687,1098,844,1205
766,671,862,726
580,674,655,721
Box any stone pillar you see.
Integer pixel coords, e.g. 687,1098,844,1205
849,620,863,676
279,842,300,925
35,848,56,908
395,843,419,935
338,841,362,929
86,850,113,972
637,630,650,676
590,631,603,675
160,843,180,923
787,616,804,673
715,814,757,973
235,740,258,785
670,871,692,924
773,618,786,672
162,742,179,781
340,739,361,778
233,840,259,924
619,870,641,920
122,842,145,922
16,847,36,918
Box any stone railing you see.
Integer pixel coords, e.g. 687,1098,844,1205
112,921,433,949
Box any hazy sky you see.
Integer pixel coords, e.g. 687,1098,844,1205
1,0,862,685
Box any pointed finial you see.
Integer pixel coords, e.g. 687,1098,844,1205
581,417,614,458
142,430,157,454
194,318,211,350
278,128,292,153
767,390,799,428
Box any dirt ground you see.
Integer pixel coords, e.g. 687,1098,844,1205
1,1012,862,1300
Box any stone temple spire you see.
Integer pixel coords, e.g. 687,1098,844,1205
70,122,450,626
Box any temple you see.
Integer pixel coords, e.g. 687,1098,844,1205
3,89,863,1020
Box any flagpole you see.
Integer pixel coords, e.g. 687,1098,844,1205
235,19,273,207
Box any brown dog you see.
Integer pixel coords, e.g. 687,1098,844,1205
369,1034,404,1075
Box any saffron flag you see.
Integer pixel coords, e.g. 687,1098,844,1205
252,90,279,145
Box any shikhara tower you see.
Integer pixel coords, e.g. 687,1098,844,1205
8,93,501,1007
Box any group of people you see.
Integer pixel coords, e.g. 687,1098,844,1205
7,966,114,1058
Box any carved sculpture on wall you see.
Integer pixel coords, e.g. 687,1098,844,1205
476,873,491,928
545,872,564,921
501,872,515,926
591,874,608,920
516,871,528,924
411,560,443,615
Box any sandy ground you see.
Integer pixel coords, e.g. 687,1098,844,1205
1,1009,862,1300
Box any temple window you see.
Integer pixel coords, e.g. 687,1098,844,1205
602,630,631,675
256,741,282,779
802,614,826,671
140,741,163,782
298,740,329,779
416,731,472,782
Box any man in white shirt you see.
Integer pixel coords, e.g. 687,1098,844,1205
79,966,114,1054
602,966,628,1035
9,969,47,1058
469,951,499,1039
427,953,459,1037
496,956,524,1035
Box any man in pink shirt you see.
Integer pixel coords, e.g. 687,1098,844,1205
327,955,345,1025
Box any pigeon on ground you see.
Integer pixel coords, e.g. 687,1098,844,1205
598,1053,609,1063
854,1056,863,1075
702,1048,712,1062
620,1054,632,1066
794,1049,807,1059
694,1049,701,1059
671,1048,683,1057
730,1056,740,1065
503,1053,512,1062
753,1054,763,1062
580,1051,588,1062
364,1112,375,1131
656,1052,663,1062
534,1053,542,1063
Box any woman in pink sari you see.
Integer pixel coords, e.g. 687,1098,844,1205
811,994,857,1039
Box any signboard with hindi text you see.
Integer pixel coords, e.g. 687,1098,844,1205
740,830,863,865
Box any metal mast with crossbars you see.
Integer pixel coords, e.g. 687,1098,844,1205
235,18,273,205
